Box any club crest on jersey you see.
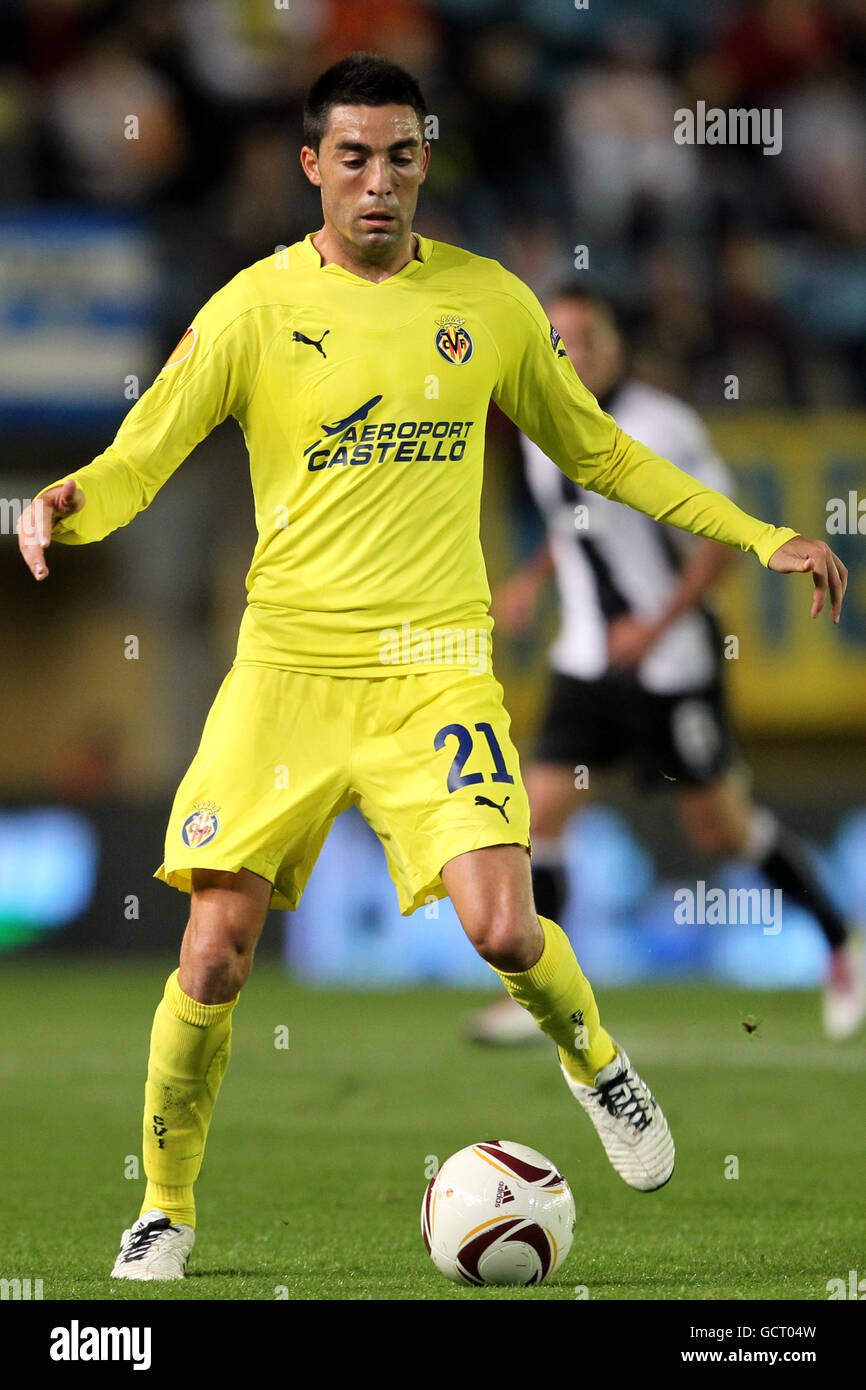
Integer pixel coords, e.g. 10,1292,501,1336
435,314,473,365
181,802,220,848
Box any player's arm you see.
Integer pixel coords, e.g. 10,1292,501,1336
491,539,555,637
607,421,739,665
17,284,256,580
607,539,733,668
649,537,734,630
491,276,847,623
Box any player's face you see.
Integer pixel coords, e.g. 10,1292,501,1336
546,298,624,399
301,105,429,263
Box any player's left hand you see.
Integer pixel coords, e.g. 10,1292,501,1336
607,615,663,669
767,536,848,623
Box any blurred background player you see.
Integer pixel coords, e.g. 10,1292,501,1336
471,286,865,1046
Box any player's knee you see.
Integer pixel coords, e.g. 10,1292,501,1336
182,912,260,999
465,907,542,972
180,949,254,1003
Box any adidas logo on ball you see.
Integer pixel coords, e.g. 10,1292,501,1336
494,1181,515,1208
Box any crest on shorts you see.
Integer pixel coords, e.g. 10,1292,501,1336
181,801,220,848
435,314,474,365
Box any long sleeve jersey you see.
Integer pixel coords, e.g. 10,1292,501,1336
37,232,796,674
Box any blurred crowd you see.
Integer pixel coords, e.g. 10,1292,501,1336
2,0,866,405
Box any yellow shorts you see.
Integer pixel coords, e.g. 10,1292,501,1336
155,663,531,914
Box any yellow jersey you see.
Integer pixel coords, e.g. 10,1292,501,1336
39,232,796,675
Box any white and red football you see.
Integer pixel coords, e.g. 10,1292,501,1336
421,1140,575,1286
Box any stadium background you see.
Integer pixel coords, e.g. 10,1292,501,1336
1,0,865,990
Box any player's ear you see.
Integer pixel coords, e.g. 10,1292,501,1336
419,141,431,183
300,145,322,187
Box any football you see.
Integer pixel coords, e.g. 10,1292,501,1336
421,1140,575,1286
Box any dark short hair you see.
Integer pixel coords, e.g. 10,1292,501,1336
544,282,623,335
303,52,427,150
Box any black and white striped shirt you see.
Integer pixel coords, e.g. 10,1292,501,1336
523,379,734,693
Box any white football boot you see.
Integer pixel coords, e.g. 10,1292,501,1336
110,1209,195,1281
822,937,866,1041
561,1043,675,1192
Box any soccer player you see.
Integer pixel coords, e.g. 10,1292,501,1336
18,55,847,1281
470,287,864,1048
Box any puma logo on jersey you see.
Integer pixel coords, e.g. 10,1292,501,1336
475,794,510,822
293,328,330,358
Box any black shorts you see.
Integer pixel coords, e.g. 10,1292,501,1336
533,669,736,790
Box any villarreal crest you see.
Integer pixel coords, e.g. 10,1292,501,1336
181,803,220,848
435,314,474,364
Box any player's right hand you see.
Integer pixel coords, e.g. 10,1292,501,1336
17,478,85,580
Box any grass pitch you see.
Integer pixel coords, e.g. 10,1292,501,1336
0,958,862,1301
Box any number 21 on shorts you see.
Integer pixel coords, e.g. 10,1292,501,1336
433,722,515,793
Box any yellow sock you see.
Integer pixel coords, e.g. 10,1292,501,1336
493,915,616,1086
139,970,237,1230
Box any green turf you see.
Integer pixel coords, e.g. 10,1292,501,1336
0,958,862,1301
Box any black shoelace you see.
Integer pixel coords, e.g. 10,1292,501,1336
595,1071,653,1133
123,1216,173,1263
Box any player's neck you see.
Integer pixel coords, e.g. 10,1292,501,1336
311,226,419,283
